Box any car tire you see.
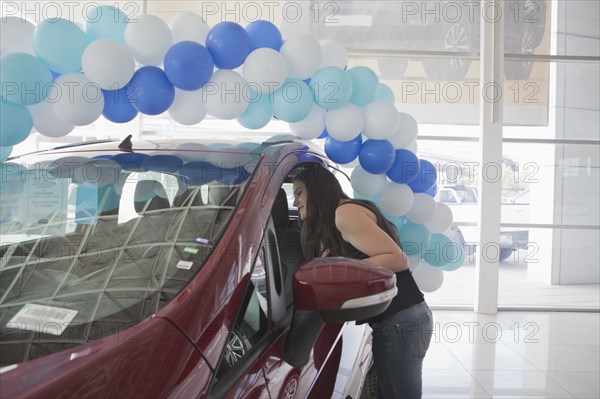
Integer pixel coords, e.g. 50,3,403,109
423,23,472,81
505,29,534,80
499,248,514,262
224,328,251,368
359,365,377,399
377,57,408,79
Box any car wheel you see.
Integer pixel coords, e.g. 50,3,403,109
377,57,408,79
359,365,377,399
224,329,250,368
423,23,472,80
505,29,534,80
499,248,514,262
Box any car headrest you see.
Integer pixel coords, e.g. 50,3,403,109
134,180,170,213
272,188,289,229
207,185,238,206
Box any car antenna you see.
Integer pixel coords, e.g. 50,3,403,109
118,135,133,152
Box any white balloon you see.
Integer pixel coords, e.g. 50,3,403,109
29,100,75,137
290,105,326,139
280,34,322,80
408,255,423,272
203,69,249,120
406,193,437,224
124,14,173,66
405,140,418,153
243,48,287,94
170,11,209,44
388,112,418,149
169,88,207,125
412,263,444,292
362,100,399,140
351,166,387,197
341,157,361,168
319,39,348,69
82,39,135,90
326,103,364,142
378,182,414,216
50,73,104,126
425,202,453,233
1,17,35,56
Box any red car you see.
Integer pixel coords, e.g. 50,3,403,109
0,137,396,398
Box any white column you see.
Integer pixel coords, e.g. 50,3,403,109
475,0,504,314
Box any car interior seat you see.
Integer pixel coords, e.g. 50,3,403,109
271,188,305,308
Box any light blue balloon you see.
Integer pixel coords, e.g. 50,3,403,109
353,192,377,202
1,146,13,162
0,53,53,105
237,92,273,129
310,67,353,110
272,79,313,123
422,233,458,267
348,66,379,106
0,98,33,147
441,243,465,271
375,83,395,104
84,5,128,43
33,18,88,73
399,222,431,257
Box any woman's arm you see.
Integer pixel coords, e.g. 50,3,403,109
335,204,408,272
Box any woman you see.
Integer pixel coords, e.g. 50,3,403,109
292,165,433,399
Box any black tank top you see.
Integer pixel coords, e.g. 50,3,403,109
338,200,424,324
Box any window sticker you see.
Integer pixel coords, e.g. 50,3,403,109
8,304,78,336
176,260,193,270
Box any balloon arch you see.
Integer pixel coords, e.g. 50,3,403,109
0,6,464,290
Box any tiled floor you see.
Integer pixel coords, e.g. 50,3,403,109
423,310,600,398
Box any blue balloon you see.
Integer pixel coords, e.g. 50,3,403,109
102,87,138,123
50,70,61,80
0,53,53,105
408,159,438,193
245,20,282,51
206,22,251,69
423,233,459,267
359,139,395,174
386,149,420,184
353,192,377,202
318,128,329,139
399,223,431,257
112,153,149,171
310,67,353,110
142,155,184,173
347,66,379,106
375,83,395,104
1,98,33,147
237,92,273,129
179,161,220,185
272,79,313,122
1,146,13,162
127,67,175,115
425,183,438,198
441,244,465,271
217,166,251,185
164,41,214,90
33,18,88,73
84,5,128,43
324,134,362,164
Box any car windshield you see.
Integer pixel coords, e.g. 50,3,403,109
0,144,261,366
455,187,478,203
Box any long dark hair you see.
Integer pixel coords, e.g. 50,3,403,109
294,165,400,259
294,165,353,259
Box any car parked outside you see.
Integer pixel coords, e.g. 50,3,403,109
311,0,547,80
0,137,397,398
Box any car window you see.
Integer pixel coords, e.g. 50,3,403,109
216,245,270,378
439,190,457,203
0,149,260,367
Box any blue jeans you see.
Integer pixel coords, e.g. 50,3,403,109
370,301,433,399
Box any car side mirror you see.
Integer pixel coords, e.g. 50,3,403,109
294,257,397,323
283,257,397,368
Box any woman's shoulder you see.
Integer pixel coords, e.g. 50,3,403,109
336,200,378,220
